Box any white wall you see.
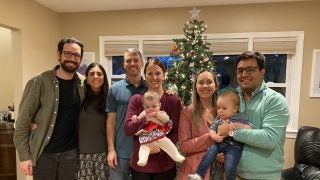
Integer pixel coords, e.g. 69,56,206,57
0,27,13,111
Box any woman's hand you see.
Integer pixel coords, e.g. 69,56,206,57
31,123,37,130
107,150,118,169
165,89,176,95
216,153,224,163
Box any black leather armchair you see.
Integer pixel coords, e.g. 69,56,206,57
281,126,320,180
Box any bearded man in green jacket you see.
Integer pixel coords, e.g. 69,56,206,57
13,37,85,180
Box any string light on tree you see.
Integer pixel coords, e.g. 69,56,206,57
166,7,216,105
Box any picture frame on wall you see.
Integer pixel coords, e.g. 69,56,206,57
77,52,95,75
310,49,320,97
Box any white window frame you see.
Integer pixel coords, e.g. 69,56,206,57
99,31,304,138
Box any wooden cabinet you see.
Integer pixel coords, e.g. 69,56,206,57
0,122,16,180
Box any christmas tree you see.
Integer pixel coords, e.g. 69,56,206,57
166,7,215,106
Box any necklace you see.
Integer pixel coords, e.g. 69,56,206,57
203,108,215,125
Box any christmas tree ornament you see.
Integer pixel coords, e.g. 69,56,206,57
170,44,178,54
189,7,200,20
203,56,210,62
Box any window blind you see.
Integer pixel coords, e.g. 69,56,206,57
104,41,138,56
207,38,248,55
143,40,174,56
253,37,297,54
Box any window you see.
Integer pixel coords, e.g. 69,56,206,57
99,31,304,137
214,54,287,95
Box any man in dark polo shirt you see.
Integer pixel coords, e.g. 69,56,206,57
106,48,146,180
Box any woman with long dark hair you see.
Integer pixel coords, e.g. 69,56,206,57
77,62,110,180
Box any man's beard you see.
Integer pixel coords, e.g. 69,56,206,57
60,60,79,73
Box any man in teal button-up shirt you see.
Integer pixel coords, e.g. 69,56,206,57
232,51,289,180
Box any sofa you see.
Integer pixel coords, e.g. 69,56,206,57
281,126,320,180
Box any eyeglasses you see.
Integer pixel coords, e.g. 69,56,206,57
236,66,260,75
62,51,81,60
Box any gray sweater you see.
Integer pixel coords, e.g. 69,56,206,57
78,95,107,153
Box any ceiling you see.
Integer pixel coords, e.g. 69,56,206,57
34,0,310,13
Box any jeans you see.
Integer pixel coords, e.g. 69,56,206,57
196,141,243,180
33,149,78,180
109,158,132,180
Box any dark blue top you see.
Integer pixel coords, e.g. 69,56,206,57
210,113,252,131
210,113,252,146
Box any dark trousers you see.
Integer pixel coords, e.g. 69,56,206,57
33,149,78,180
197,142,243,180
131,166,176,180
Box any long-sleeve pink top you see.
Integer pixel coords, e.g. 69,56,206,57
177,105,215,180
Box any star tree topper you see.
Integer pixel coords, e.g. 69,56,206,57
189,7,200,20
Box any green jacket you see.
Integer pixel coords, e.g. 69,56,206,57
234,81,289,179
13,65,85,166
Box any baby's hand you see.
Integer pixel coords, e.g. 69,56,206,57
209,130,224,143
146,111,157,119
132,115,139,123
135,129,148,136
